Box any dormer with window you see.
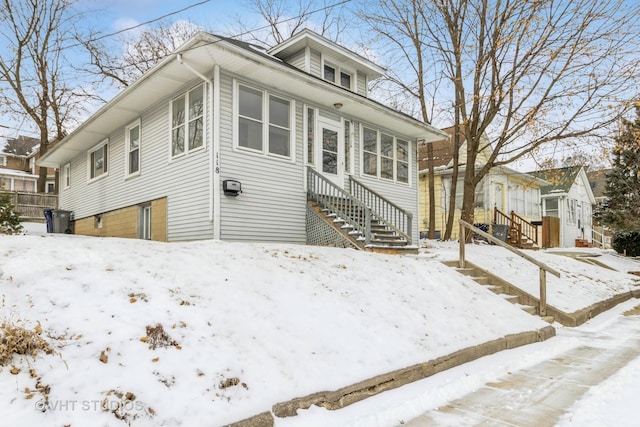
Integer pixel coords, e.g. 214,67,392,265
268,29,386,98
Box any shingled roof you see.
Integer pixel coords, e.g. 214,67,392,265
529,166,583,195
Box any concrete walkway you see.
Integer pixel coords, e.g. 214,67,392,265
403,310,640,426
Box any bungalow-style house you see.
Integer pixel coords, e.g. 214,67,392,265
530,166,596,248
418,127,548,246
0,153,38,192
0,136,56,193
38,30,446,251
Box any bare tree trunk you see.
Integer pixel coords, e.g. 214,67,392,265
427,142,435,239
443,111,461,240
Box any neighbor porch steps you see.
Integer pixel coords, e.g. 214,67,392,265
443,260,554,324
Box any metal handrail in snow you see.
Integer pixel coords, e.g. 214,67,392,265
458,219,560,316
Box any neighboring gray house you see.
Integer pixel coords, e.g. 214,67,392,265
38,30,446,251
530,166,596,248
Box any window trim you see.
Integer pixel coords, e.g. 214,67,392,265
305,105,316,165
0,155,6,167
87,139,109,183
125,119,141,178
170,83,205,160
140,203,152,240
233,80,295,161
63,163,71,189
321,56,355,91
359,124,411,185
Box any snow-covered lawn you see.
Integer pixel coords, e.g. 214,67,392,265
428,241,640,313
0,227,638,426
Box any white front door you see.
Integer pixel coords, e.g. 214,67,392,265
317,117,344,187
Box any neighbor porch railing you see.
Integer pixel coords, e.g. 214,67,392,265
459,219,560,316
494,207,539,247
1,191,58,221
307,168,372,245
591,227,612,249
349,176,412,244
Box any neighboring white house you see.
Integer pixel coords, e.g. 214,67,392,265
38,30,446,249
530,166,596,248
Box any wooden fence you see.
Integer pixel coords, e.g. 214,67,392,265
1,191,58,222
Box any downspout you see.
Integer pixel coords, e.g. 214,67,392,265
177,54,221,239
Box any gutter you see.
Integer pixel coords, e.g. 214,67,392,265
177,54,221,239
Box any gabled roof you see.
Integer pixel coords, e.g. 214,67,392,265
267,29,386,80
529,166,583,195
39,31,447,168
586,168,611,199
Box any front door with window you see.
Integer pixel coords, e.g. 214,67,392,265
317,117,344,187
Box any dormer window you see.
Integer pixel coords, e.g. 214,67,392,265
323,64,335,83
340,72,351,89
323,60,353,90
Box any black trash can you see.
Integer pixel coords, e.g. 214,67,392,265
43,209,53,233
51,209,73,234
492,224,510,242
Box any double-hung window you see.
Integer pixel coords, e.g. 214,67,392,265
171,84,204,158
236,82,292,159
63,163,71,189
363,127,378,176
126,120,141,176
362,126,411,184
88,139,108,181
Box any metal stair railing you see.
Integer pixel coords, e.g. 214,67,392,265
307,168,372,245
349,176,412,244
459,219,560,316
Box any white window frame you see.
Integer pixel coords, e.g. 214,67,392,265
63,163,71,189
359,124,411,185
140,204,152,240
87,139,109,182
567,198,577,225
321,57,355,91
343,119,353,174
0,155,6,166
170,84,205,159
233,80,295,161
125,119,141,178
305,105,316,165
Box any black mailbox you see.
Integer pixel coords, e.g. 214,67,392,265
223,180,242,196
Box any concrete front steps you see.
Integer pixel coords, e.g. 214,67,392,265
442,260,555,324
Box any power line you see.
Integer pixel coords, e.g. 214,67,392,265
63,0,213,50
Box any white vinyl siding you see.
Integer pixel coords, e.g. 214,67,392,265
60,79,213,242
221,73,306,244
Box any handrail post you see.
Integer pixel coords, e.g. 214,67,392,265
459,222,466,268
364,207,371,245
539,268,547,316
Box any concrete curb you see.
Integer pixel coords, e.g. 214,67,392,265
225,325,556,427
